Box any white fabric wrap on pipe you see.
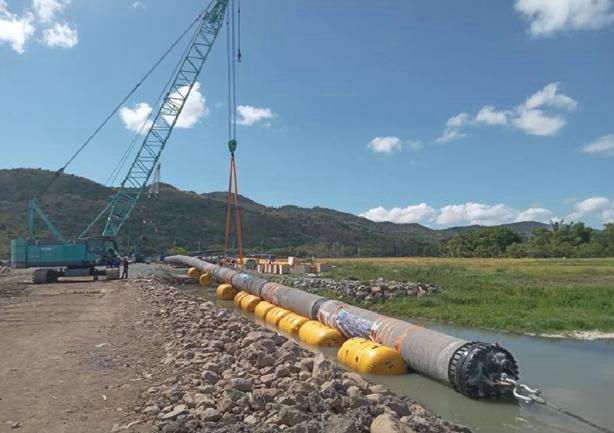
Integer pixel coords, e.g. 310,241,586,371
164,256,469,386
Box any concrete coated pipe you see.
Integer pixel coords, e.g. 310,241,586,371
165,255,520,399
276,287,326,319
231,272,268,297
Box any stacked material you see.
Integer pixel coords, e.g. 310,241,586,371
169,255,519,398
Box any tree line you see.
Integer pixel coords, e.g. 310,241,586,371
440,222,614,258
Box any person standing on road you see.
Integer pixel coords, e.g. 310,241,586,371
121,258,129,279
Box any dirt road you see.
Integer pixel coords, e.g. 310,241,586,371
0,272,161,433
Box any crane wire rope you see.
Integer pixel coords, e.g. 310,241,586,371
223,0,244,263
36,7,210,198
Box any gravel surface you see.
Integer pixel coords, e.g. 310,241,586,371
135,279,469,433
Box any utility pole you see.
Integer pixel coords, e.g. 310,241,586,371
260,239,264,255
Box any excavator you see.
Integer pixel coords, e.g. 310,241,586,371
10,0,233,283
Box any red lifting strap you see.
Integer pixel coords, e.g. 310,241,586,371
224,155,244,264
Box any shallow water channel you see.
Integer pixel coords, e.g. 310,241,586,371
179,284,614,433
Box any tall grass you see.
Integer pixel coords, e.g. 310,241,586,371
323,258,614,333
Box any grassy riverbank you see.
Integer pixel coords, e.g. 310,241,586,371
323,257,614,334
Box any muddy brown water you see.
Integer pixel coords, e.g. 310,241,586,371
174,282,614,433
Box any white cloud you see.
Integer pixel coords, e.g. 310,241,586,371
475,106,508,126
523,82,578,110
32,0,68,24
437,203,518,226
575,197,610,214
567,196,611,221
0,3,35,53
516,207,553,222
119,102,153,134
237,105,273,126
515,0,614,36
361,202,557,227
41,21,77,48
120,82,208,133
368,136,402,154
1,0,77,53
131,1,145,9
438,83,576,140
512,83,576,136
581,134,614,157
603,209,614,224
170,82,208,128
512,108,566,136
360,204,438,224
437,112,470,143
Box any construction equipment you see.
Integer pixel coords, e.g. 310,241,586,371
11,0,231,283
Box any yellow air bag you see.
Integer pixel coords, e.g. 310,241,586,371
298,321,346,347
338,337,407,375
265,307,291,327
187,267,201,279
240,294,261,312
278,313,309,336
199,272,213,287
234,291,248,306
254,301,276,319
216,283,237,300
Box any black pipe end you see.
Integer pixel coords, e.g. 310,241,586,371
448,342,519,399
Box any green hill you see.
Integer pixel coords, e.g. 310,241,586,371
0,168,547,259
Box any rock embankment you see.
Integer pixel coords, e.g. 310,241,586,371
274,276,440,303
134,280,468,433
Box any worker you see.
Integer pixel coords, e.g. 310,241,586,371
121,258,129,279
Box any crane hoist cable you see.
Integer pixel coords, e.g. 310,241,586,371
223,0,244,263
36,9,207,198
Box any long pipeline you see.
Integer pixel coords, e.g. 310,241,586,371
165,255,519,399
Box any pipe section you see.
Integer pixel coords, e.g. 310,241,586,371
165,255,519,399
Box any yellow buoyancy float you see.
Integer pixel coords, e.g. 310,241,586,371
216,283,237,300
187,267,201,279
265,307,291,327
298,320,346,347
254,301,276,319
278,313,309,336
240,294,261,312
234,291,249,306
338,337,407,375
198,272,214,287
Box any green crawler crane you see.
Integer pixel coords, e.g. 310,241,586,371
10,0,230,283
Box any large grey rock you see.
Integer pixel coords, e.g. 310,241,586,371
200,370,220,384
312,353,335,383
274,407,308,426
200,407,222,422
322,414,360,433
370,413,415,433
159,404,188,420
229,377,253,392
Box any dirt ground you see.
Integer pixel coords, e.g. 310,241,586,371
0,271,162,433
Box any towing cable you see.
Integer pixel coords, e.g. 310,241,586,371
498,373,614,433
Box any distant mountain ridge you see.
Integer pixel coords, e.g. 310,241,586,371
0,168,549,258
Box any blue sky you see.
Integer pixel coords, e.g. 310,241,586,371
1,0,613,228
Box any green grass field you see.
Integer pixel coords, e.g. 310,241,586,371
322,258,614,334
